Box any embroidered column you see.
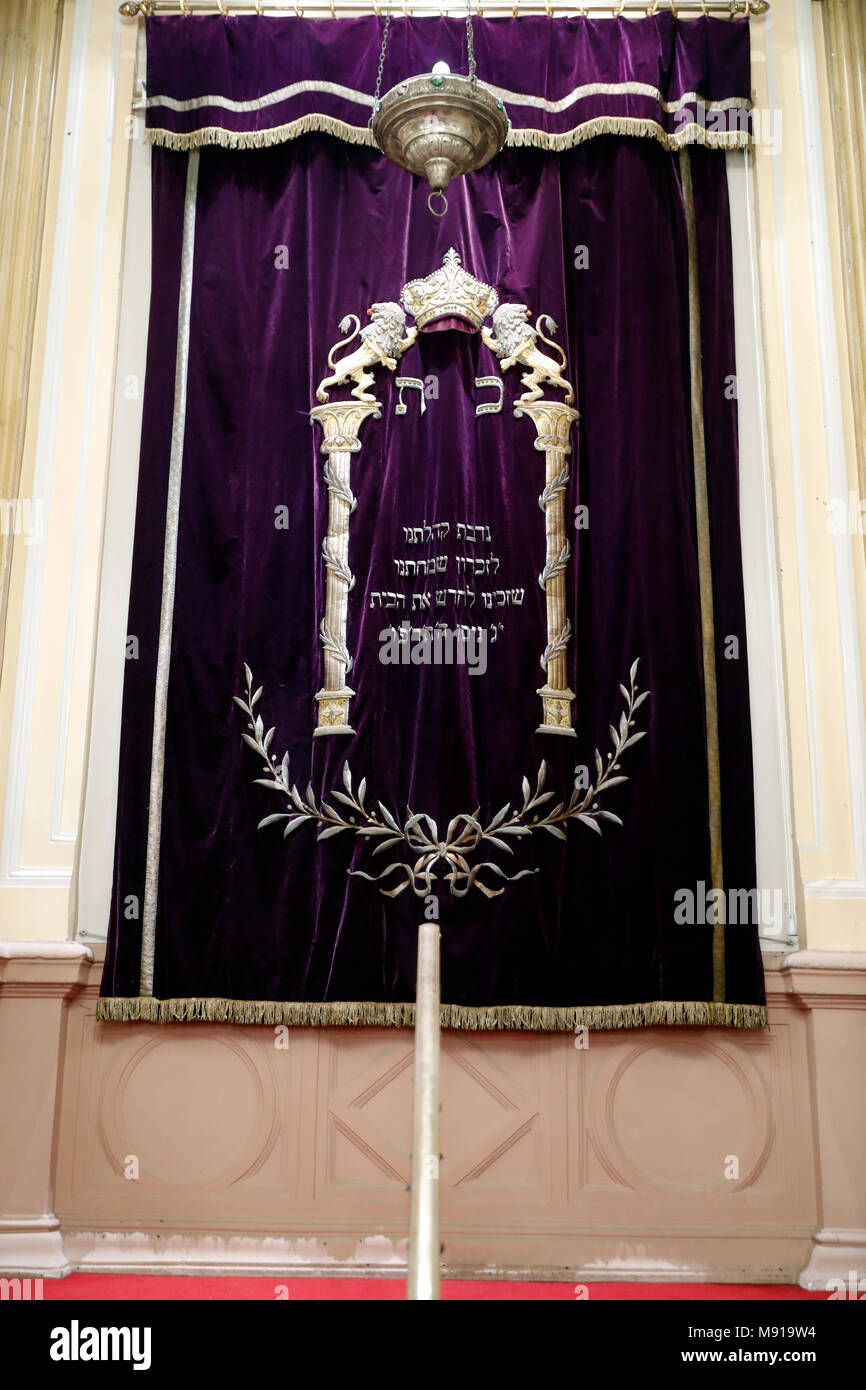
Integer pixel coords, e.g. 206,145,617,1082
515,399,579,737
310,400,381,736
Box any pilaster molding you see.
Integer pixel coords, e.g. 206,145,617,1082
820,0,866,507
0,939,92,996
0,0,64,669
780,947,866,1289
0,938,91,1276
781,948,866,1007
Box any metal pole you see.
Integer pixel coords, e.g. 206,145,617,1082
119,2,770,19
407,919,441,1300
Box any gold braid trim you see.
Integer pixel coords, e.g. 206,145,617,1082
96,996,767,1030
146,117,752,155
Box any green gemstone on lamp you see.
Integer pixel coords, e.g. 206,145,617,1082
430,75,444,88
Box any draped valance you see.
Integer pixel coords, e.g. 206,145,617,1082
143,13,753,154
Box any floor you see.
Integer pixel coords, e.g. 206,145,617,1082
39,1275,827,1301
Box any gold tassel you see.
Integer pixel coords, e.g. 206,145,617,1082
96,996,767,1030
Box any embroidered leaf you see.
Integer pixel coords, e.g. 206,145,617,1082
527,791,555,809
576,813,603,835
281,752,289,784
263,727,275,752
305,783,317,810
242,733,260,753
619,684,630,701
243,662,252,687
357,825,400,837
342,761,352,793
630,657,640,683
482,835,514,855
536,761,547,792
372,836,405,856
317,824,348,841
258,813,291,829
632,690,650,711
598,810,623,826
331,791,358,811
378,801,401,833
609,725,619,747
497,824,531,837
254,779,287,793
487,803,512,831
619,731,647,752
619,712,628,738
290,785,306,813
540,823,568,841
594,748,603,776
232,696,248,711
357,777,367,808
283,818,308,838
255,715,263,739
251,686,263,707
521,775,531,805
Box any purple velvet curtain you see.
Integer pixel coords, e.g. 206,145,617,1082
99,15,765,1029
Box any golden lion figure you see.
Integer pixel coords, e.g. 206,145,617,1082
481,304,574,406
316,302,418,404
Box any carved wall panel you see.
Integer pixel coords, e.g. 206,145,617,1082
48,953,822,1282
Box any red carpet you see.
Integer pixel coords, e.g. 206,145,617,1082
41,1274,826,1301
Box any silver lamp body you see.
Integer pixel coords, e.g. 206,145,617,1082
371,72,509,197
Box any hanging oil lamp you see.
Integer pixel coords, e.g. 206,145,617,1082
370,1,509,217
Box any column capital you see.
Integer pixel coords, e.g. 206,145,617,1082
310,400,382,454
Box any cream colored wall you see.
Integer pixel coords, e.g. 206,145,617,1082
749,0,866,947
0,0,864,953
0,0,136,938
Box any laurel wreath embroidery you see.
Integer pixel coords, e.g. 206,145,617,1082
235,660,649,899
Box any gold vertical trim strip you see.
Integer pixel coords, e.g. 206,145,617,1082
140,149,200,996
680,148,726,1003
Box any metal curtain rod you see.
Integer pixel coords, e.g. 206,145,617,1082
119,2,771,19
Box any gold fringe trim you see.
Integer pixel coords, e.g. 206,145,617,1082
146,116,752,155
96,996,767,1030
147,116,378,152
507,118,752,152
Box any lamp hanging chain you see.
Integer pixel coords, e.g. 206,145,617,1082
465,0,477,86
371,1,392,120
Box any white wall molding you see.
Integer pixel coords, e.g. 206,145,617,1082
49,3,123,849
729,147,798,945
761,10,825,857
0,0,93,886
794,0,866,897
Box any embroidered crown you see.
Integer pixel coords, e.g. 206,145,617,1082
401,247,498,332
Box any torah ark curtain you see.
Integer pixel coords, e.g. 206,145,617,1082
98,14,766,1029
